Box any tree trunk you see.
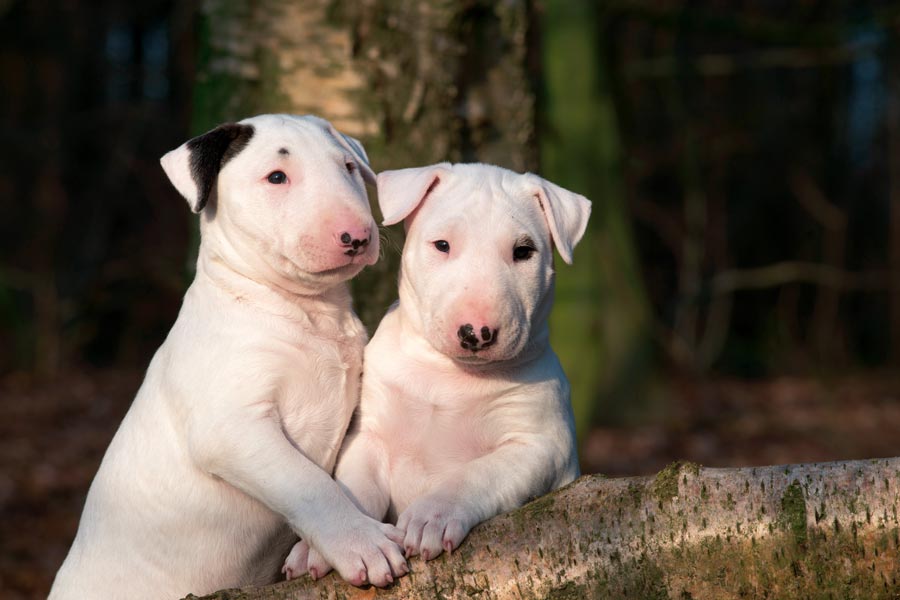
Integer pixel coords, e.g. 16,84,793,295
193,0,537,328
541,1,655,437
185,457,900,599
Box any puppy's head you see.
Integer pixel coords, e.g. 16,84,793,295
378,163,591,365
161,114,379,292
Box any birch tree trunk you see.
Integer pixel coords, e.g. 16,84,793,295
185,458,900,600
193,0,537,328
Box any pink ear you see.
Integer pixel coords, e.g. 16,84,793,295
160,143,198,209
327,125,377,186
376,163,451,225
524,174,592,264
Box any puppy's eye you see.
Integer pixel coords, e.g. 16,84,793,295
513,245,536,261
433,240,450,253
267,171,287,184
345,161,356,174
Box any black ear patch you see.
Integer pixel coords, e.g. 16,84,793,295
186,123,255,212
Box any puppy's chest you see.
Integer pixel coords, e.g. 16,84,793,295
379,375,500,471
279,331,365,472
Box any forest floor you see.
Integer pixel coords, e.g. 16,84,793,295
4,368,900,599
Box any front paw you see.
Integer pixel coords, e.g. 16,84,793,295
396,496,474,561
282,540,335,582
282,540,311,581
314,519,408,588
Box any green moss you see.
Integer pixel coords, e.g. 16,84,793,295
780,481,808,548
652,461,684,504
628,482,646,507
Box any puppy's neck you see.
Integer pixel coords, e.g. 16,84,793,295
195,245,358,333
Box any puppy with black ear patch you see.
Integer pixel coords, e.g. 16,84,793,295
282,162,590,579
49,114,407,600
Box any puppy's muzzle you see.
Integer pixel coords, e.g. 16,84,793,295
457,323,499,352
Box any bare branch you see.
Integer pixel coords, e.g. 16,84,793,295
626,44,880,79
712,262,888,295
788,169,846,232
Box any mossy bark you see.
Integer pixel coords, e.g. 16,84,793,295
184,457,900,599
192,0,537,329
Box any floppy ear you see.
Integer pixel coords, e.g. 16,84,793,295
376,163,451,226
160,123,255,213
326,124,377,186
523,173,592,264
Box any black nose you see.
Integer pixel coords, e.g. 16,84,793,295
340,232,370,256
457,324,499,352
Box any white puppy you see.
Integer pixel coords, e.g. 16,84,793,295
283,162,590,579
49,114,407,600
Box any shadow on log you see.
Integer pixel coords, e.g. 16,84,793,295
185,458,900,599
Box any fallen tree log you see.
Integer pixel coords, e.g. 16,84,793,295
186,458,900,599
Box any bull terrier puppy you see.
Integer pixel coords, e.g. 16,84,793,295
50,115,407,600
283,162,590,579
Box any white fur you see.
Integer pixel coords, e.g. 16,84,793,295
49,114,406,600
283,163,590,578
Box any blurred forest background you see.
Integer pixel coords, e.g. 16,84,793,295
3,0,900,597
